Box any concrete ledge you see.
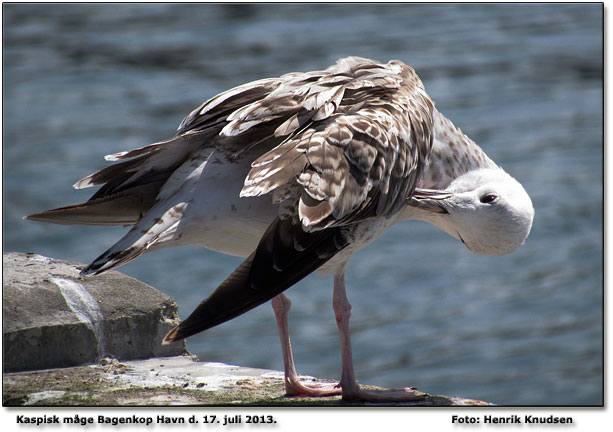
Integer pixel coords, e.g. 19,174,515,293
2,355,492,406
3,252,185,372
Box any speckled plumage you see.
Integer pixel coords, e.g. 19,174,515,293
418,111,498,190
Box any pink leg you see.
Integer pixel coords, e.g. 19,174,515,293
333,271,424,402
332,272,359,395
271,293,341,397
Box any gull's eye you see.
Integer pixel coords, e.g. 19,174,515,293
480,193,498,204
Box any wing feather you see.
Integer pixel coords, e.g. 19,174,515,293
237,58,435,231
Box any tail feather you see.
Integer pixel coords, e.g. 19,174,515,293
25,130,214,227
26,143,213,276
24,184,159,226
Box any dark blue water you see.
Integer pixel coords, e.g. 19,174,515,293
2,4,602,405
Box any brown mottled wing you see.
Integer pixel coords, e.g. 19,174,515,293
240,57,435,230
175,77,285,135
164,58,436,342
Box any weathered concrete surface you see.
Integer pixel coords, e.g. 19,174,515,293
2,355,492,406
3,252,185,372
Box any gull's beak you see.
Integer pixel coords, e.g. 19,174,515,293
407,188,452,215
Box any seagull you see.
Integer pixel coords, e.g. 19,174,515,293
25,57,534,402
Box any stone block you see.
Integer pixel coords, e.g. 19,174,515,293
2,252,185,372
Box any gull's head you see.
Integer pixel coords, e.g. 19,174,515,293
414,168,534,256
